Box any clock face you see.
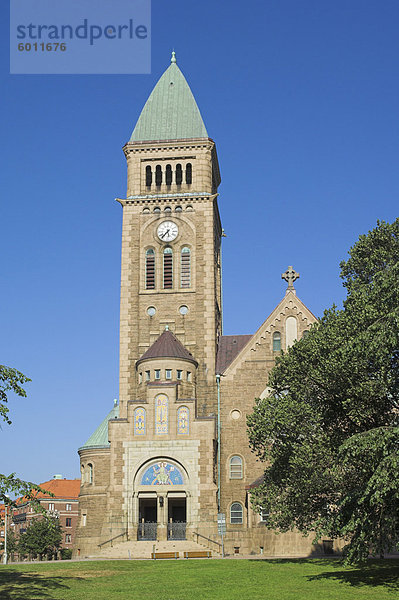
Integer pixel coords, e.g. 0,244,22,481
157,221,178,242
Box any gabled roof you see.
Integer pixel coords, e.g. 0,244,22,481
216,334,253,374
130,54,208,142
136,329,198,367
79,402,119,451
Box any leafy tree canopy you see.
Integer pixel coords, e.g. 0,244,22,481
247,219,399,563
18,517,62,560
0,365,50,510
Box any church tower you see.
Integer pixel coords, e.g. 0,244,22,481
118,52,222,419
74,55,320,559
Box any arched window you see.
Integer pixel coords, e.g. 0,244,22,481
185,163,192,184
229,456,243,479
155,394,168,434
177,406,189,435
145,249,155,289
230,502,243,524
155,165,162,186
273,331,281,352
163,248,173,289
87,463,93,485
176,164,182,185
80,464,85,483
180,247,191,288
145,165,152,187
134,407,146,436
165,164,172,185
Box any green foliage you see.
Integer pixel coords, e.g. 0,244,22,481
60,548,72,560
0,364,31,425
18,516,63,560
247,218,399,563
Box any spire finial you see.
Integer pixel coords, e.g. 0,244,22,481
281,266,300,294
165,324,169,331
171,50,176,64
113,398,118,407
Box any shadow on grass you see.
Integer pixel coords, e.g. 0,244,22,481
0,569,78,600
249,558,399,592
306,559,399,592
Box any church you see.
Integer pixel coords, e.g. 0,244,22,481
74,54,323,558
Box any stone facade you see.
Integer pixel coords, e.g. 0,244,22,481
74,57,330,558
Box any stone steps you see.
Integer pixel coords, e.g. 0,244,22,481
97,538,216,559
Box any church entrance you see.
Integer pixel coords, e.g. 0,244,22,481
167,498,186,540
137,498,157,540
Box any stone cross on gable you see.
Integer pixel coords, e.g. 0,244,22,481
282,266,300,291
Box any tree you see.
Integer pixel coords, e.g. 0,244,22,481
0,365,31,425
247,219,399,563
18,517,62,560
0,366,50,512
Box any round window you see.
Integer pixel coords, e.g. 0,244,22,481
230,409,241,420
147,306,156,317
179,305,188,315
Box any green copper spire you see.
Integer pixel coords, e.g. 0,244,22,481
130,56,208,142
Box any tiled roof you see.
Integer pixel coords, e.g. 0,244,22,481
34,479,81,499
216,334,253,374
136,330,198,367
130,56,208,142
79,402,119,451
245,475,265,490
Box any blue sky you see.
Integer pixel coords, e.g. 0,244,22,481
1,1,398,485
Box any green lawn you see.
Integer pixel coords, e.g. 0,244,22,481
0,558,398,600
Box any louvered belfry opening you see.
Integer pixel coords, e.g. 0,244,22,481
163,248,173,289
155,165,162,186
146,249,155,289
145,165,152,187
176,163,183,185
185,163,192,184
165,164,172,185
181,247,191,288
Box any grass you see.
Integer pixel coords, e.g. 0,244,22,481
0,558,398,600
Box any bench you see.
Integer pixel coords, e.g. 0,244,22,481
151,552,179,560
184,551,212,559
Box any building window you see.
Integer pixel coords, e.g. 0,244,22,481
155,165,162,186
176,163,182,185
187,371,192,382
145,249,156,290
139,372,143,384
82,514,87,527
273,331,281,352
177,369,182,380
145,370,150,381
165,369,172,380
180,247,191,288
230,502,243,524
177,406,189,435
163,248,173,289
185,163,192,184
155,394,168,435
260,508,269,523
145,165,152,187
155,369,160,380
66,518,72,527
165,164,172,185
66,504,72,511
229,456,243,479
87,463,93,484
134,407,146,436
65,534,72,543
48,503,55,511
